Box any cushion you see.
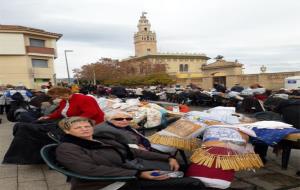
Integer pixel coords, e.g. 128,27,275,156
186,163,234,189
203,126,246,145
149,119,203,151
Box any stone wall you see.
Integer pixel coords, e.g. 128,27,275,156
176,71,300,90
238,71,300,90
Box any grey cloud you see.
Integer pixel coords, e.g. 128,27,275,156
0,0,136,49
2,0,300,77
42,21,135,48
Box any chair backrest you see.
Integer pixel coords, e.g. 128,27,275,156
47,132,61,143
40,144,136,181
254,111,282,121
281,104,300,129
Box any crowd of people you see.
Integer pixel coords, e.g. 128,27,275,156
0,82,299,190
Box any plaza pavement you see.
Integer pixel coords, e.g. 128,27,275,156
0,113,300,190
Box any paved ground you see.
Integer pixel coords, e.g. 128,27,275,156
0,113,300,190
0,115,70,190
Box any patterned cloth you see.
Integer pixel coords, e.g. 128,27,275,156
203,126,245,145
251,127,300,146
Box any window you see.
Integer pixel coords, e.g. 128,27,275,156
147,36,149,40
179,64,188,72
32,59,48,68
179,64,184,72
144,27,147,31
184,64,189,72
30,38,45,47
147,48,151,52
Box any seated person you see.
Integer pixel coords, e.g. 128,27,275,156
39,86,104,124
56,117,208,190
213,82,226,93
230,84,244,92
94,110,151,150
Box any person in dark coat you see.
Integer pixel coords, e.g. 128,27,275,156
94,111,151,151
213,82,226,93
111,86,128,99
16,92,52,122
56,117,208,190
29,92,52,108
275,99,300,129
230,84,244,92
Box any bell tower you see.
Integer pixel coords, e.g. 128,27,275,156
134,12,157,57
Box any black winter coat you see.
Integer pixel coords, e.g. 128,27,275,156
56,135,171,178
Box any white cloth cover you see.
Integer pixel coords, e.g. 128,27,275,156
191,177,231,189
245,121,293,129
186,109,240,125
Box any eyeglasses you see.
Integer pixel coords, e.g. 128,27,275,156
112,118,133,121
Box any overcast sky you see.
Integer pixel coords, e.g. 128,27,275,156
1,0,300,77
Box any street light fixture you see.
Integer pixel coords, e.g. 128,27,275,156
64,50,73,84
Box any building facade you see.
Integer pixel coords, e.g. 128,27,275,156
0,25,62,89
121,13,300,90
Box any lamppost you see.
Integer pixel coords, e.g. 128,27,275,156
64,50,73,84
92,64,96,85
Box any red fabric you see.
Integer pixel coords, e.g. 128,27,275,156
47,94,104,124
205,146,236,155
254,94,268,101
186,147,235,181
179,104,190,113
165,106,173,111
186,164,234,181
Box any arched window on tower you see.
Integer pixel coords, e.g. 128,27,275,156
179,64,184,72
147,36,149,40
184,64,189,72
144,27,147,31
